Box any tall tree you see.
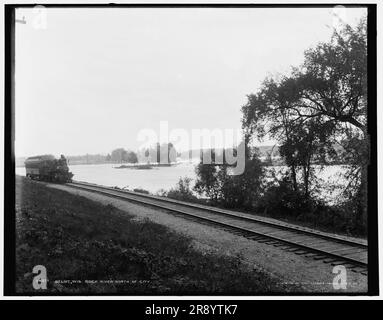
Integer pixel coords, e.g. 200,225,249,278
242,77,303,192
295,17,367,133
125,151,138,164
241,17,367,216
111,148,128,163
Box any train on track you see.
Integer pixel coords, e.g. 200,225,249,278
24,154,73,183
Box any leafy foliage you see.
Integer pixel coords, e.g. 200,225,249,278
194,153,264,209
162,177,201,203
111,148,138,163
240,17,368,233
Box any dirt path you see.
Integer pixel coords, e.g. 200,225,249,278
50,184,367,293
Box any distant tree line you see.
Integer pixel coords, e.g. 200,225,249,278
67,143,177,165
67,148,138,165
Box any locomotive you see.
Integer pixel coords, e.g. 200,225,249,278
24,154,74,183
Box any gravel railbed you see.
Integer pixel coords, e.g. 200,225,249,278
50,184,368,293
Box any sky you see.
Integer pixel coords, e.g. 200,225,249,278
14,7,366,157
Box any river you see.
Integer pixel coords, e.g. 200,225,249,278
16,162,349,204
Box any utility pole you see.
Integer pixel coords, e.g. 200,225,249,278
15,16,26,24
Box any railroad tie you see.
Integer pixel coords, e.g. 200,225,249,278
350,267,367,273
322,258,341,264
294,250,309,255
313,255,327,261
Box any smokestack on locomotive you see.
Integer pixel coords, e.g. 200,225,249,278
24,154,74,183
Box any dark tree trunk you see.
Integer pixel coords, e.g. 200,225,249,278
291,165,298,192
303,166,310,198
355,165,368,232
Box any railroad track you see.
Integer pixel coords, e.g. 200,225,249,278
66,181,368,275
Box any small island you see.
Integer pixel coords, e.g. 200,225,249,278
114,164,153,170
114,163,174,170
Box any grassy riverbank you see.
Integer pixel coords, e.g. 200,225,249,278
16,176,286,294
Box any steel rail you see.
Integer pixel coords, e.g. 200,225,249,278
70,181,367,247
66,181,367,271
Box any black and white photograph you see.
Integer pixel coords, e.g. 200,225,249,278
2,2,379,299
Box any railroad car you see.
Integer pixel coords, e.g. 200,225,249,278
24,154,73,183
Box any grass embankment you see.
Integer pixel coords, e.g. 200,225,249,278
16,176,284,294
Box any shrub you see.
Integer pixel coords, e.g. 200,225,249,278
194,156,264,209
258,175,314,218
163,177,200,203
133,188,150,194
257,174,366,236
